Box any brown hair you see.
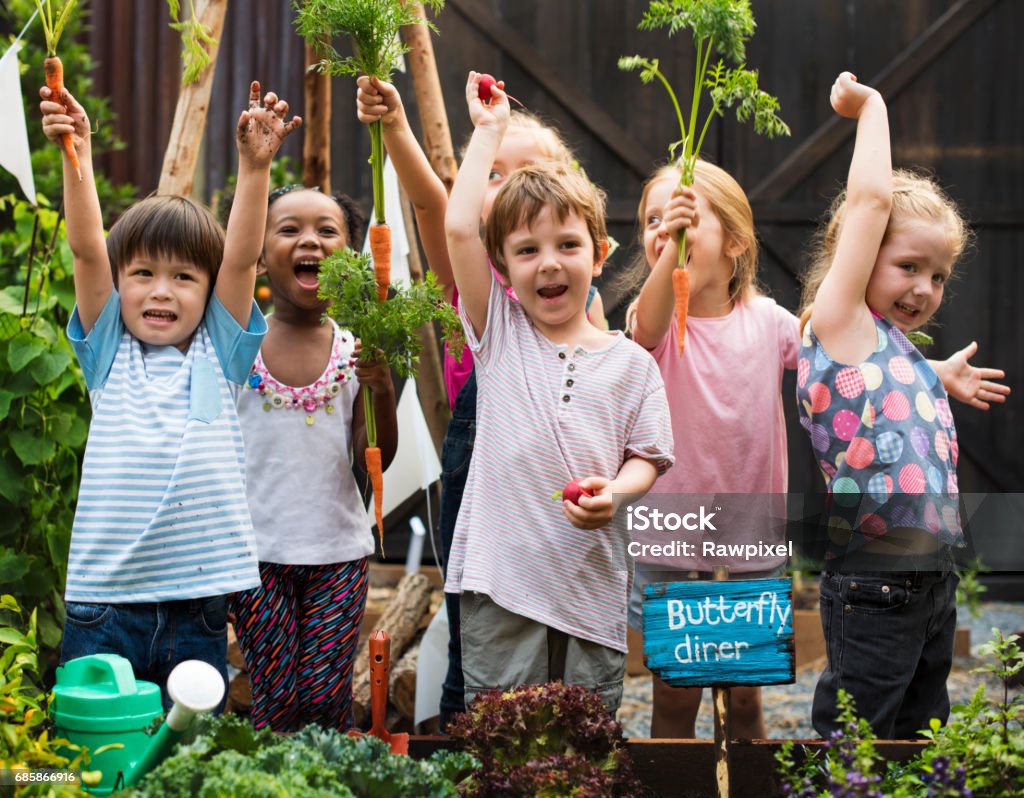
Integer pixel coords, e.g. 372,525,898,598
106,195,225,288
484,161,608,279
624,159,761,332
800,168,972,317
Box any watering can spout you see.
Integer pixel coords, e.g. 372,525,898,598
122,659,225,787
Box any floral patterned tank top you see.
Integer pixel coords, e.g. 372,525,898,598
796,312,963,552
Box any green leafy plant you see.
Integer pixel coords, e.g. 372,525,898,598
955,557,989,620
447,682,644,797
774,630,1024,797
619,0,789,353
125,713,477,798
0,595,97,795
0,197,90,655
166,0,218,84
295,0,443,228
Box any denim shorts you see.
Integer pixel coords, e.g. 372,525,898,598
60,596,229,711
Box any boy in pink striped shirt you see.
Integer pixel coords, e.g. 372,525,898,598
444,72,674,712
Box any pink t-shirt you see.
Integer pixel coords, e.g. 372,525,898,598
443,288,475,409
641,296,800,572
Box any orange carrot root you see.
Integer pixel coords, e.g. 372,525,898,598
365,445,384,553
44,56,81,181
799,305,812,336
672,267,690,355
369,223,391,302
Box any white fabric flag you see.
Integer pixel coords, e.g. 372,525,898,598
0,42,37,204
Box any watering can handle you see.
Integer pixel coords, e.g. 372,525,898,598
66,654,139,695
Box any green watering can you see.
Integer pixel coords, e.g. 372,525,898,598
52,654,225,794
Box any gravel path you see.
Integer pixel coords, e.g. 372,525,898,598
616,601,1024,740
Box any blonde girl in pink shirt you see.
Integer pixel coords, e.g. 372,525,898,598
627,160,799,739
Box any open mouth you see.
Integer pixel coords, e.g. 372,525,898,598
143,309,177,322
895,302,920,318
294,257,321,289
537,284,568,300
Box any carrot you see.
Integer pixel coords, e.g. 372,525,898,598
369,223,391,302
799,305,813,336
44,56,81,182
365,445,385,553
672,267,690,355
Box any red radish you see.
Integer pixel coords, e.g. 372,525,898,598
561,479,593,506
477,73,524,108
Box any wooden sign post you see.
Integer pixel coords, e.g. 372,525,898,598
643,576,795,798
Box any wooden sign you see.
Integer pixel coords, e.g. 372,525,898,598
642,578,795,688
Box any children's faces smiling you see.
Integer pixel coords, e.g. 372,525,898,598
261,189,349,314
502,206,604,339
866,219,954,333
481,130,560,220
641,177,734,279
118,256,210,352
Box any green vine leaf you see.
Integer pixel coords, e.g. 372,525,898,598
9,430,55,467
8,332,48,371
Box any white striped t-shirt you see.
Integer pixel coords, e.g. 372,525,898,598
64,291,267,602
445,276,674,652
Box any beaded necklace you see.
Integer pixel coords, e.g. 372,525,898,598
246,325,357,426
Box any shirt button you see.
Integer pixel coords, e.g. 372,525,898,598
558,352,566,359
568,363,576,371
849,582,858,590
566,379,574,387
881,585,890,593
562,395,571,403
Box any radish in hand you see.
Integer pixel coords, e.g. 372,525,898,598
553,478,594,506
477,73,524,107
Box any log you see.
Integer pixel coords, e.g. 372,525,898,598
158,0,228,197
352,572,433,726
302,41,331,192
389,635,422,720
225,671,251,715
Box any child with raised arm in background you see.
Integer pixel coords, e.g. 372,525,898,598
40,81,299,705
229,183,397,732
356,74,604,728
797,72,1008,738
443,72,673,712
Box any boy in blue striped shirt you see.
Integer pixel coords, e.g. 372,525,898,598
39,81,300,705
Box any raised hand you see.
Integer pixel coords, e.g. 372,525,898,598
39,85,90,150
356,75,403,128
934,341,1011,410
236,81,302,168
465,70,509,132
830,71,881,120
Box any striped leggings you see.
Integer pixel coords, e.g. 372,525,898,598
230,558,368,731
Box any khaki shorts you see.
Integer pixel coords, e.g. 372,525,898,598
459,592,626,713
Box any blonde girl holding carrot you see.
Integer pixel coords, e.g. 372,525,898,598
228,185,398,731
627,158,800,739
797,72,1007,738
356,75,604,730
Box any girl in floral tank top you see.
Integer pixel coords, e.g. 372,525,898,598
796,72,1008,740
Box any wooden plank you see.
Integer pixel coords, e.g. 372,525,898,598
748,0,1001,202
446,0,657,178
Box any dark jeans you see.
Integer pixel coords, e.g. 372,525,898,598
812,568,959,739
60,596,229,711
438,371,476,730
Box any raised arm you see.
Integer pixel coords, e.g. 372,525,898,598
356,76,453,303
218,82,301,326
633,186,698,348
444,72,510,338
809,73,892,361
40,87,110,332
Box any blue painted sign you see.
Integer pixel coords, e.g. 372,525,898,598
642,578,795,688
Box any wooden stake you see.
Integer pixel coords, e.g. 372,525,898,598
712,564,731,798
303,40,331,192
158,0,228,197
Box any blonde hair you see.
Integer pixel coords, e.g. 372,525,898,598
484,162,607,279
800,169,971,320
460,110,575,165
624,159,760,332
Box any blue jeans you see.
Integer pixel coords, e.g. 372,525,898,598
812,567,958,739
60,597,229,711
438,370,476,730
